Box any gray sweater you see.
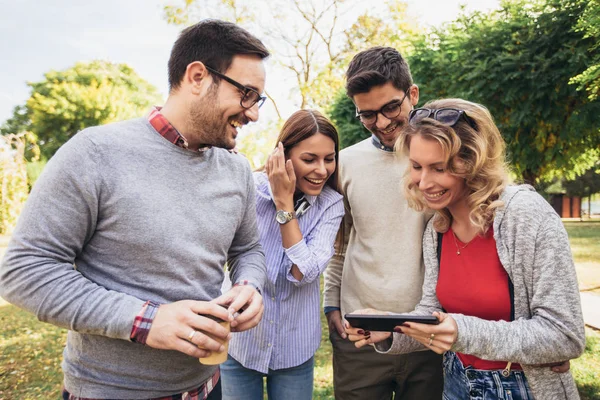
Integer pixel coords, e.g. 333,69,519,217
0,118,266,398
376,185,585,399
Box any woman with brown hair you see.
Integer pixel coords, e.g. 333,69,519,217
347,98,585,399
221,109,344,399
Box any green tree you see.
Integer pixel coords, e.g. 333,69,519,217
327,90,370,149
2,61,162,160
411,0,600,184
329,0,600,184
570,0,600,101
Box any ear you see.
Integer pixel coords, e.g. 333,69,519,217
184,61,211,95
409,84,419,106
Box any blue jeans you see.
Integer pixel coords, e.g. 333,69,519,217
220,355,314,400
443,351,533,400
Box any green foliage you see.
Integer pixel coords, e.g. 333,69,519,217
570,0,600,101
327,90,370,149
410,0,600,184
329,0,600,184
0,133,39,235
3,60,162,160
563,162,600,198
236,121,282,169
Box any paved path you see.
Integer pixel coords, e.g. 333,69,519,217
580,292,600,330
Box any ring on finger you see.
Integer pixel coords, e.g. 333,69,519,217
187,329,198,342
428,333,435,346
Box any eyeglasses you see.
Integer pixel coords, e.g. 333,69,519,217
408,108,476,128
205,66,266,109
355,90,409,126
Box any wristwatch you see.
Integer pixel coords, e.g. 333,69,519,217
275,210,297,225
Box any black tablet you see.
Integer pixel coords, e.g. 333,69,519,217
344,314,439,332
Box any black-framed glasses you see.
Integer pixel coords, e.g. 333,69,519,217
205,66,266,109
408,108,476,128
355,90,409,125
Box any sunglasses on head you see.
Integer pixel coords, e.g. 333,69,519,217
408,108,476,129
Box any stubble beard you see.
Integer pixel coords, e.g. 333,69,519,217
188,84,233,149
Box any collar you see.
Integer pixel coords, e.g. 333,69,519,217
371,134,394,152
261,173,317,217
147,106,211,152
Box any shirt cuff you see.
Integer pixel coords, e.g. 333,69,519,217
130,300,159,344
284,239,311,266
324,306,341,315
233,280,262,295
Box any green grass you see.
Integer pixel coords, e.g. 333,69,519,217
572,328,600,400
0,221,599,399
0,305,66,400
564,221,600,265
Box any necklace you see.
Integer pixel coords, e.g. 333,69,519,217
451,230,470,255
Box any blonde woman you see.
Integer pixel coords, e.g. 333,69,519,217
347,99,585,399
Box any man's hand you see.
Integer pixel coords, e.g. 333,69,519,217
146,300,232,358
213,285,263,332
326,309,347,339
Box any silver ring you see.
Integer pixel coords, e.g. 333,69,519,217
187,330,198,342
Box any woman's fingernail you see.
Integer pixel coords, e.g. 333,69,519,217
364,331,371,336
365,335,371,340
402,323,410,327
357,330,364,335
393,327,403,333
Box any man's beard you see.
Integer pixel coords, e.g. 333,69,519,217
188,84,234,149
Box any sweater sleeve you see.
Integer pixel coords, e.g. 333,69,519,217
452,213,586,364
0,132,145,340
227,162,267,294
284,195,344,286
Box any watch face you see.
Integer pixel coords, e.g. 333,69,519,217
276,210,289,224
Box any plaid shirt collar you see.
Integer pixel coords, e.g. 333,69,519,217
148,106,211,152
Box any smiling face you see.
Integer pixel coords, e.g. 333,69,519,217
287,132,337,196
190,54,266,149
353,82,419,149
408,134,467,213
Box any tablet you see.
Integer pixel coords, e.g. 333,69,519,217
344,314,439,332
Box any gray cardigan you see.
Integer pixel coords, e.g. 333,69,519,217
376,185,585,399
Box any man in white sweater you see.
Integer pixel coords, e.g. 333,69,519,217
323,47,443,399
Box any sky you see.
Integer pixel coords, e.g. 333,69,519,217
0,0,500,127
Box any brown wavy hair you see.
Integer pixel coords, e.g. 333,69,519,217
260,109,345,249
396,99,510,233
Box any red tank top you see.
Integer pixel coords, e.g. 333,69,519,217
436,227,521,370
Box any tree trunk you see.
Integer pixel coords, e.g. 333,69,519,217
521,170,538,186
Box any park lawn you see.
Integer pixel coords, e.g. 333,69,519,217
1,221,599,399
564,221,600,291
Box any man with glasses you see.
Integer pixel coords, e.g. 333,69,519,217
323,46,444,399
1,20,268,399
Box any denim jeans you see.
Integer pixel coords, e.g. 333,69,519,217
443,351,533,400
220,355,314,400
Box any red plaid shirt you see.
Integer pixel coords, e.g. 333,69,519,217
62,369,220,400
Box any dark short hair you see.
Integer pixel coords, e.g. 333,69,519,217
168,19,270,91
345,46,413,98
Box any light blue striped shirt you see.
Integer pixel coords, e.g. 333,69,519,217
225,171,344,373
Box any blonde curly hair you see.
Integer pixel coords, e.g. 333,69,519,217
396,98,511,234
